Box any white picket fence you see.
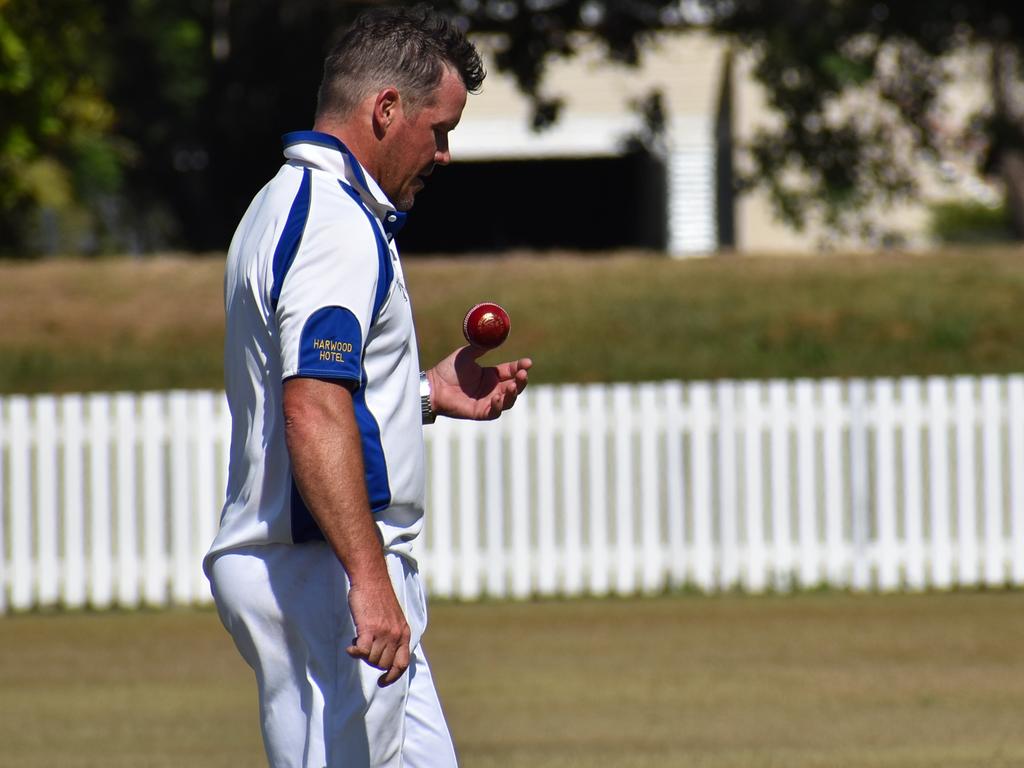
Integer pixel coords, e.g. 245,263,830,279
0,375,1023,612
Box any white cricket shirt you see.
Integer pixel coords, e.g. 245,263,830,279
206,131,425,569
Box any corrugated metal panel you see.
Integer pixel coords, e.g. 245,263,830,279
667,144,716,256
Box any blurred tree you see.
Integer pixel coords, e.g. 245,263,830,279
6,0,1024,253
443,1,1024,241
700,0,1024,240
0,0,119,255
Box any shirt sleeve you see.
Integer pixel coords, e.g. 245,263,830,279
276,198,380,388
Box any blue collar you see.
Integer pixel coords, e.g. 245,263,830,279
281,130,407,238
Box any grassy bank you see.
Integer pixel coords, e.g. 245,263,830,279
2,247,1024,394
1,592,1023,767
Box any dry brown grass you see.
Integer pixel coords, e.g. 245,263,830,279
1,591,1023,767
0,255,223,349
4,246,1024,393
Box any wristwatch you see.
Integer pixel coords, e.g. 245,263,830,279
419,371,436,425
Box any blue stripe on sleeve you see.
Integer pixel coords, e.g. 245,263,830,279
270,167,312,311
338,181,393,323
337,181,394,515
289,181,394,542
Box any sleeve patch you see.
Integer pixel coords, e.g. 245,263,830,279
297,306,363,383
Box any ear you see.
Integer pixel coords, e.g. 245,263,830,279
372,87,401,138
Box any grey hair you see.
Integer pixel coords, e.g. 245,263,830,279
315,5,485,120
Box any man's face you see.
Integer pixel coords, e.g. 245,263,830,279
380,67,468,211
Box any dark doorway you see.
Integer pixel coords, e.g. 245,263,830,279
397,151,667,254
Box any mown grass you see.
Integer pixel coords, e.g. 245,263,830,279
2,247,1024,394
1,592,1023,767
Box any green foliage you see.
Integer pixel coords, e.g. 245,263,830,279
929,200,1014,244
0,0,120,254
0,0,216,255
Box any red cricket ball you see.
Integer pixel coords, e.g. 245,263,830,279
463,302,511,349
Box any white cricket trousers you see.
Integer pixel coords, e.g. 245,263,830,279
208,542,458,768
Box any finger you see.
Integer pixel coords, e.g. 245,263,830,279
379,642,412,687
493,357,532,381
376,642,397,674
346,632,373,660
366,637,389,669
346,645,365,659
499,380,519,411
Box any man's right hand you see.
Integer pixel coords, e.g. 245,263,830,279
346,576,412,687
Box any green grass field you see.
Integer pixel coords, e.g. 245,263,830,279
2,591,1023,767
3,247,1024,394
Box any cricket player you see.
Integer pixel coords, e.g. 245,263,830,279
203,7,532,767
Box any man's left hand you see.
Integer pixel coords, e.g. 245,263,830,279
426,347,532,421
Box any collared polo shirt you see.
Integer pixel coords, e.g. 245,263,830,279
206,131,425,569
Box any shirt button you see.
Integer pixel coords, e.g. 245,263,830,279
387,214,397,223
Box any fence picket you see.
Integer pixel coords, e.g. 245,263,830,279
115,393,140,607
9,398,31,609
613,384,635,595
691,383,713,590
458,421,481,600
1011,376,1024,587
36,396,59,606
822,380,845,586
141,393,167,606
768,380,792,589
88,394,113,608
980,377,1004,586
900,378,925,590
717,381,739,590
795,380,818,588
639,383,661,594
483,416,506,598
586,384,609,596
193,392,216,602
849,380,870,590
536,387,557,596
927,378,953,588
742,381,767,592
169,392,192,604
561,386,583,596
875,379,898,591
429,417,453,598
509,394,531,598
62,395,86,608
663,382,686,590
3,374,1024,611
0,399,5,614
954,377,979,586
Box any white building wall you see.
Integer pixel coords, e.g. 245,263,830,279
456,32,726,254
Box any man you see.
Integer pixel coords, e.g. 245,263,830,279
203,7,531,767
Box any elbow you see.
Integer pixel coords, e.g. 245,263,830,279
283,382,319,446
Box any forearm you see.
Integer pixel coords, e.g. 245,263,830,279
283,378,389,587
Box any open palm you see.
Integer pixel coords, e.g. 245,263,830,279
426,346,532,421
